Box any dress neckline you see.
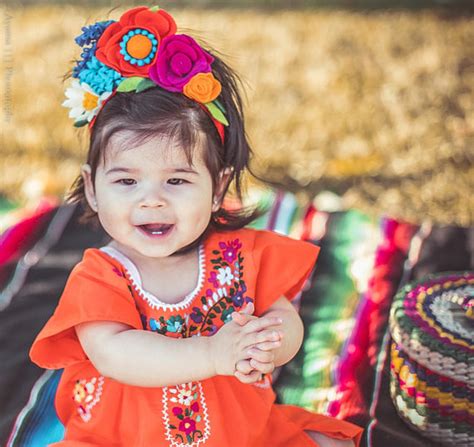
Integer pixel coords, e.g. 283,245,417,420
99,242,207,311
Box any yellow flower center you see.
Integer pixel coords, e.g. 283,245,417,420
82,92,99,111
127,34,153,59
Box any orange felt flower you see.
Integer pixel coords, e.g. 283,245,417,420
96,6,177,77
183,73,222,103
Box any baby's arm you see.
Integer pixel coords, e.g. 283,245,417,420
75,315,282,388
254,295,304,368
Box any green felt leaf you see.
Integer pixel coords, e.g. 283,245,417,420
74,119,89,128
117,77,146,92
214,99,227,114
136,79,156,93
204,101,229,126
149,5,160,12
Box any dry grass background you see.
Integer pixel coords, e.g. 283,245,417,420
1,5,473,225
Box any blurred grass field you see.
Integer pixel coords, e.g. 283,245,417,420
1,5,473,225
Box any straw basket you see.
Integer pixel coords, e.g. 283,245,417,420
389,271,474,446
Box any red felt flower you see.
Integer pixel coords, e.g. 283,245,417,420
96,6,177,77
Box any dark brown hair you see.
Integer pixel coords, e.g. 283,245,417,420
66,48,268,243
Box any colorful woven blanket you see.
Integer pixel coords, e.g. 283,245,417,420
1,190,472,446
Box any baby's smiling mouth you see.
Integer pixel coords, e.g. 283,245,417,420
137,223,174,236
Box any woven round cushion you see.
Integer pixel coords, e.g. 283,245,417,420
389,271,474,446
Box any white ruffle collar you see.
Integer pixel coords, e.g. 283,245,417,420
100,244,206,311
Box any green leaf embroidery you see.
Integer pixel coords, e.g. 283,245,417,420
212,250,220,255
204,101,229,126
169,424,177,429
219,302,226,310
209,313,216,319
117,77,146,92
201,297,207,305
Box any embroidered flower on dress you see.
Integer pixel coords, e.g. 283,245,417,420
232,282,248,307
166,315,184,333
216,266,234,286
190,306,204,324
219,239,242,264
179,417,197,436
169,382,197,406
72,377,104,422
207,271,219,288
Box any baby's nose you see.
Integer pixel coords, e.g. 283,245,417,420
139,187,167,208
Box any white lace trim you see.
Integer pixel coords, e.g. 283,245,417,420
99,244,206,311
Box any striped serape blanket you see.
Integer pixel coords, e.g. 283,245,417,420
1,189,472,446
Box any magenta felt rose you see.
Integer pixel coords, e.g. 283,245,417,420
149,34,214,92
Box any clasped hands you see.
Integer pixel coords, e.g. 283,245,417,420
209,302,284,385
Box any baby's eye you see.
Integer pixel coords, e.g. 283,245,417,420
116,178,136,186
168,178,188,185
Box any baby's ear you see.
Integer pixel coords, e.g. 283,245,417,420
81,164,98,213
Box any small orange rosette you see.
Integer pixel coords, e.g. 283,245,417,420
183,73,222,103
96,6,177,77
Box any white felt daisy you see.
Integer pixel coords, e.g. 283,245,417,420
62,80,112,126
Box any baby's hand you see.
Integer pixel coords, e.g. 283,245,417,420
208,307,283,378
231,303,283,384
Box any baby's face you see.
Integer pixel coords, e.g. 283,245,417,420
83,131,219,265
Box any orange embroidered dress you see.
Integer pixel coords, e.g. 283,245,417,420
30,228,363,446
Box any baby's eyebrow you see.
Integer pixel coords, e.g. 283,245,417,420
105,167,199,175
165,168,199,175
105,167,138,175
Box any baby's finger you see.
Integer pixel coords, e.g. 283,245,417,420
240,302,255,315
252,340,282,351
249,359,275,375
247,347,274,363
234,369,263,384
235,359,253,375
231,311,251,326
243,317,283,334
244,329,283,348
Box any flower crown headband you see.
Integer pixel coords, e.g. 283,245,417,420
63,5,228,144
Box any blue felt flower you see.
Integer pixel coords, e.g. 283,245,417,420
73,21,115,82
77,55,123,95
75,20,115,47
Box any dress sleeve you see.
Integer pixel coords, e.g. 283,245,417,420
251,230,320,316
29,249,143,369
